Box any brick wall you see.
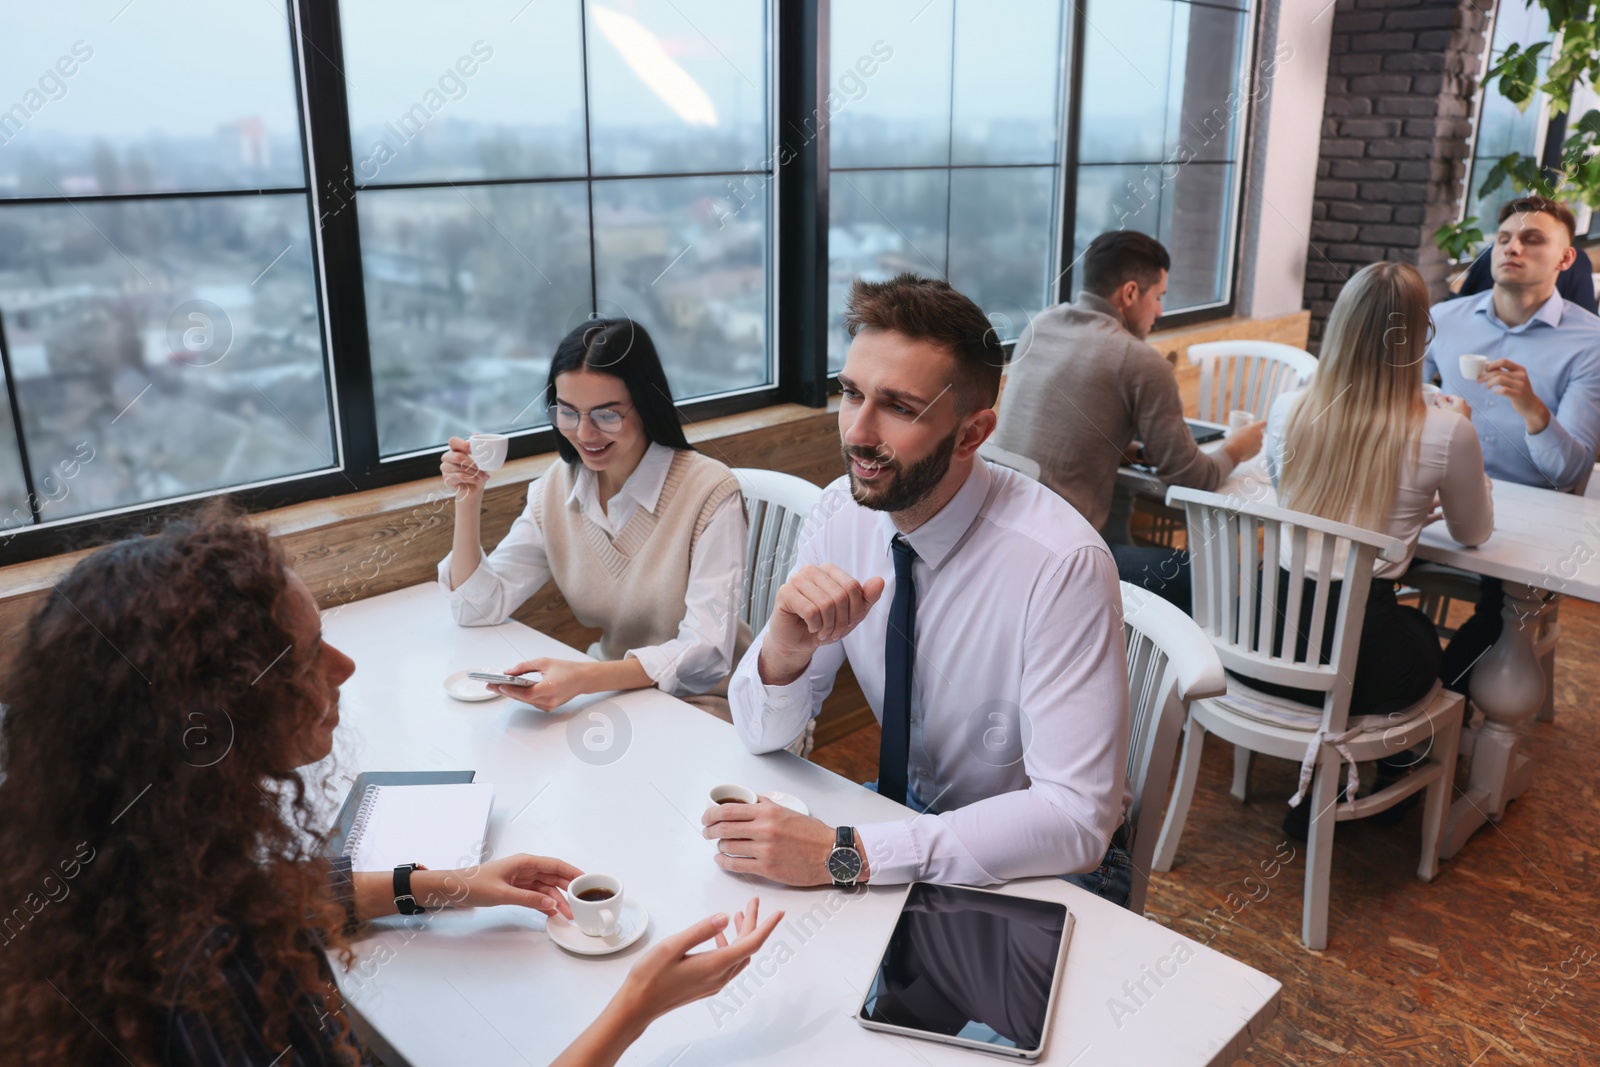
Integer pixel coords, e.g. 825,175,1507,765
1303,0,1491,346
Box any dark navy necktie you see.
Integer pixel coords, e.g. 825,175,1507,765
878,535,918,806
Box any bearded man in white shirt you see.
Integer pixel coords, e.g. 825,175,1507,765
704,273,1134,906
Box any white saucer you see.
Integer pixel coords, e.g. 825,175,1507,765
443,670,500,702
548,897,650,956
759,791,810,816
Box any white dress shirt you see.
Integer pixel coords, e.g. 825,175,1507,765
438,442,747,696
730,459,1131,885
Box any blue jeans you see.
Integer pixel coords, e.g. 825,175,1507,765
863,780,1134,910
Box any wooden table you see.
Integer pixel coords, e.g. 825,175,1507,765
318,583,1280,1066
1125,458,1600,859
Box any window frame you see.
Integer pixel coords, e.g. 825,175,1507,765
0,0,1262,566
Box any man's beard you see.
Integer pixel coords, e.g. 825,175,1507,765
842,424,961,513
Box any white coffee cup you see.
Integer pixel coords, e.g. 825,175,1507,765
1459,354,1487,381
1421,382,1442,407
1227,409,1254,432
565,873,623,937
469,432,509,472
709,783,759,807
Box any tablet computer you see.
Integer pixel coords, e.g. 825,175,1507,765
1186,418,1227,444
854,882,1074,1060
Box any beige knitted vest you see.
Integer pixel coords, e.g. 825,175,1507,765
533,449,752,708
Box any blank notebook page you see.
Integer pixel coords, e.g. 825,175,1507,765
343,782,495,871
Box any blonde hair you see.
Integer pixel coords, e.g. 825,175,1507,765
1279,261,1430,530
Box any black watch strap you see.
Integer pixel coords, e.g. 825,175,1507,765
836,825,854,851
394,863,428,915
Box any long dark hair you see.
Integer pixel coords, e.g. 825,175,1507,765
0,508,355,1064
545,317,692,465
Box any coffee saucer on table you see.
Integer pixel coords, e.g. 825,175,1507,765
548,897,650,956
758,791,810,816
443,670,500,702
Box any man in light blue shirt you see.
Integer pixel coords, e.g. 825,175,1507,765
1424,195,1600,692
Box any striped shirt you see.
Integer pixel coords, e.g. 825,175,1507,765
163,857,367,1066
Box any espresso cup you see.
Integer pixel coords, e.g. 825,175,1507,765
1227,409,1253,432
469,432,510,472
566,873,623,937
709,783,759,807
1459,354,1487,382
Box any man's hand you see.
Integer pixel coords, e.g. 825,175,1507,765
701,799,868,886
1481,358,1551,434
758,564,885,686
1222,419,1266,464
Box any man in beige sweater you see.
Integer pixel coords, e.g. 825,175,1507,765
990,231,1264,611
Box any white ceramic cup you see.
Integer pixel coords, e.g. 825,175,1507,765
1459,353,1487,381
469,432,509,472
566,873,623,937
1227,409,1254,432
709,783,759,807
1421,382,1442,407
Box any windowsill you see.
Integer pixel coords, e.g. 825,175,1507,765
0,400,841,604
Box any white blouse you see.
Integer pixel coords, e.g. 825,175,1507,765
1264,389,1494,580
438,442,748,696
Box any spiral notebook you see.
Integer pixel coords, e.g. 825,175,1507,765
341,781,495,872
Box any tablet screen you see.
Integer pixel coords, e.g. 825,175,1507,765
858,883,1069,1055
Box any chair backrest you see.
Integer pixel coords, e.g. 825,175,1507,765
732,468,824,633
977,440,1041,480
1165,486,1408,734
1187,340,1318,424
1119,582,1226,914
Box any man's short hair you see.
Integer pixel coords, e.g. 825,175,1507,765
844,273,1003,412
1498,195,1577,241
1081,231,1171,297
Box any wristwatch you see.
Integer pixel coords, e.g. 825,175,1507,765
393,862,429,915
827,826,863,888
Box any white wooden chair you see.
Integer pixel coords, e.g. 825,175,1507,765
1188,340,1318,424
977,440,1041,480
1150,487,1465,950
733,468,823,757
1119,581,1227,915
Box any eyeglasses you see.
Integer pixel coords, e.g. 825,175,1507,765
547,403,631,435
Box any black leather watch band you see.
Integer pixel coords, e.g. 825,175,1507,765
393,863,428,915
829,826,862,888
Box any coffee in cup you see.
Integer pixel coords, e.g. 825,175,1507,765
709,783,759,807
469,432,510,472
1227,409,1254,432
566,873,623,937
1459,354,1487,381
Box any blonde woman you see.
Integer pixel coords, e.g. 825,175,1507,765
1258,262,1494,832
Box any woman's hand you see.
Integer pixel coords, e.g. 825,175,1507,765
1437,394,1472,421
438,854,582,918
492,657,593,711
551,900,784,1067
617,899,783,1020
442,435,491,503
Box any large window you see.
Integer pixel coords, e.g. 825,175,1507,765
1074,0,1253,312
0,0,1263,559
826,0,1066,371
0,0,332,532
1461,2,1551,233
339,0,773,459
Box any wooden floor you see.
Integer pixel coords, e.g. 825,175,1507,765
809,596,1600,1066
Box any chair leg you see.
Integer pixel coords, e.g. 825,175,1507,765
1153,717,1207,873
1535,648,1556,723
1418,702,1463,882
1301,751,1341,951
1230,745,1253,802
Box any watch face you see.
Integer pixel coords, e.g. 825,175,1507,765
829,847,862,883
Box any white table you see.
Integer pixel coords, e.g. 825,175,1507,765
319,583,1281,1067
1130,459,1600,859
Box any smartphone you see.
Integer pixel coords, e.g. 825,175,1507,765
467,671,540,687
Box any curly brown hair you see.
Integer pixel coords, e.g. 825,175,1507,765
0,508,356,1064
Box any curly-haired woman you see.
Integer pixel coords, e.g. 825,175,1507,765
0,512,779,1066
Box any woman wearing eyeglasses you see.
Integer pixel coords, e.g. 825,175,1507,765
439,318,752,719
